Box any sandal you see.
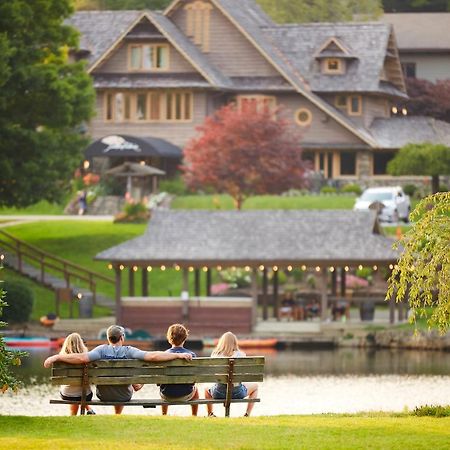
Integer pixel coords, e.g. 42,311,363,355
208,412,216,417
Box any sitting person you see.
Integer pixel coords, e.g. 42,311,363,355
205,331,258,417
305,299,320,319
59,333,95,416
44,325,192,415
280,292,296,320
159,324,199,416
332,300,350,322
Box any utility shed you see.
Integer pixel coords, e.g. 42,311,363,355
96,210,398,334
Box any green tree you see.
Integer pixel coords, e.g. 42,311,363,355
0,265,26,393
256,0,382,23
0,0,95,207
387,143,450,194
386,192,450,333
383,0,450,12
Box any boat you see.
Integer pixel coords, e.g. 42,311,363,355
4,337,60,348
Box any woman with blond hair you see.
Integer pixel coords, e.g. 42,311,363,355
59,333,95,415
205,331,258,417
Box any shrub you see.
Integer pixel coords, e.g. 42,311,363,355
220,268,251,288
413,405,450,417
320,186,337,194
356,267,373,284
0,281,33,323
341,184,362,195
159,176,191,196
402,184,418,197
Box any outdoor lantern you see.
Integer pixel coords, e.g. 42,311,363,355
1,254,5,261
83,160,90,170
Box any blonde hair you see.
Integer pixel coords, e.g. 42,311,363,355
60,332,88,355
211,331,240,357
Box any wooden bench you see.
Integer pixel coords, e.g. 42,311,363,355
50,356,264,417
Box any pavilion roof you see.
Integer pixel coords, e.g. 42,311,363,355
96,210,398,267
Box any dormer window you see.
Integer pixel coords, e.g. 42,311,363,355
185,1,213,52
323,58,344,74
129,44,169,71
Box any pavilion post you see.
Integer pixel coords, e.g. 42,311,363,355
340,268,346,297
273,269,279,319
152,175,158,194
206,268,211,296
331,270,337,296
128,267,135,296
320,269,328,321
194,269,200,296
114,266,122,324
251,268,258,327
262,267,268,320
142,269,148,296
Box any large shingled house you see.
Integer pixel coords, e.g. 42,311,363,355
68,0,450,185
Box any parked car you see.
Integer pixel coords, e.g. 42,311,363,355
353,186,411,222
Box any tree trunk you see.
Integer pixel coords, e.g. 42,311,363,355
431,175,439,194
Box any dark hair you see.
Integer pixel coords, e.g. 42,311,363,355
167,324,189,346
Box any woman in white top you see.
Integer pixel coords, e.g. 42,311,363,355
205,331,258,417
59,333,95,415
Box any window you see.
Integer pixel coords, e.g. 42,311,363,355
348,95,362,116
106,92,132,122
104,91,192,122
401,62,416,79
373,152,395,175
335,95,347,108
340,152,356,176
128,44,169,71
295,108,312,127
237,95,276,114
323,58,344,74
185,1,212,52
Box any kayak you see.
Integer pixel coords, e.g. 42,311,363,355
4,337,59,348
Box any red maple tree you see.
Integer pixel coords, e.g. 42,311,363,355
182,104,309,209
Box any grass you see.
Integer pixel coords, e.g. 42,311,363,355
0,415,449,449
171,194,356,210
2,268,110,321
0,200,65,215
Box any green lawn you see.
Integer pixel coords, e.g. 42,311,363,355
0,415,448,449
0,200,65,215
172,194,356,210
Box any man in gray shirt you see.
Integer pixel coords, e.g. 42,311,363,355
44,325,192,414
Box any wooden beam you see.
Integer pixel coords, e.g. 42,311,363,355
331,270,337,296
320,269,328,321
262,267,268,320
194,269,200,296
206,268,211,296
114,266,122,324
251,268,258,328
340,268,346,297
273,269,279,319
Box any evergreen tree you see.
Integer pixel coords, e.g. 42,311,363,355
0,0,94,207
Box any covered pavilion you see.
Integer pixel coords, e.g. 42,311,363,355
96,210,400,334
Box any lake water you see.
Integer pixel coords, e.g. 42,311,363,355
2,348,450,417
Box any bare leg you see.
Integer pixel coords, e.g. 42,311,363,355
205,388,214,416
243,383,258,416
190,387,199,416
161,404,168,415
70,404,79,416
114,405,124,415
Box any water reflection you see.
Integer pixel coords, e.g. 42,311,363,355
11,347,450,386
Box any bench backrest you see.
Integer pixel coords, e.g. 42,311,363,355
51,356,265,387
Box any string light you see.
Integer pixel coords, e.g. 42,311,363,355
402,108,407,116
301,265,306,271
119,265,124,271
373,265,378,271
358,265,363,270
287,265,293,271
76,293,82,300
133,266,138,272
231,266,236,271
188,266,194,272
259,265,265,271
216,265,222,271
273,266,278,272
160,265,166,271
344,266,349,272
0,254,4,261
174,264,180,271
389,264,394,270
329,267,335,272
107,264,112,270
315,266,321,272
202,266,208,272
392,106,398,114
147,266,152,272
244,266,251,272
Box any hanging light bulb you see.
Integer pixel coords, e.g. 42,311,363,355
315,266,321,272
329,267,335,272
147,266,152,272
344,266,349,272
133,266,138,272
259,265,265,271
160,265,166,271
174,264,180,271
119,265,124,271
107,264,113,270
202,266,208,272
287,265,293,271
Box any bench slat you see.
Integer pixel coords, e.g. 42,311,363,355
53,356,264,370
50,398,260,406
52,364,264,378
51,373,264,386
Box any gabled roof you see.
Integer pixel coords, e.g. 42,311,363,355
369,116,450,149
264,22,393,94
67,10,231,88
95,210,397,266
381,13,450,51
314,37,355,58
